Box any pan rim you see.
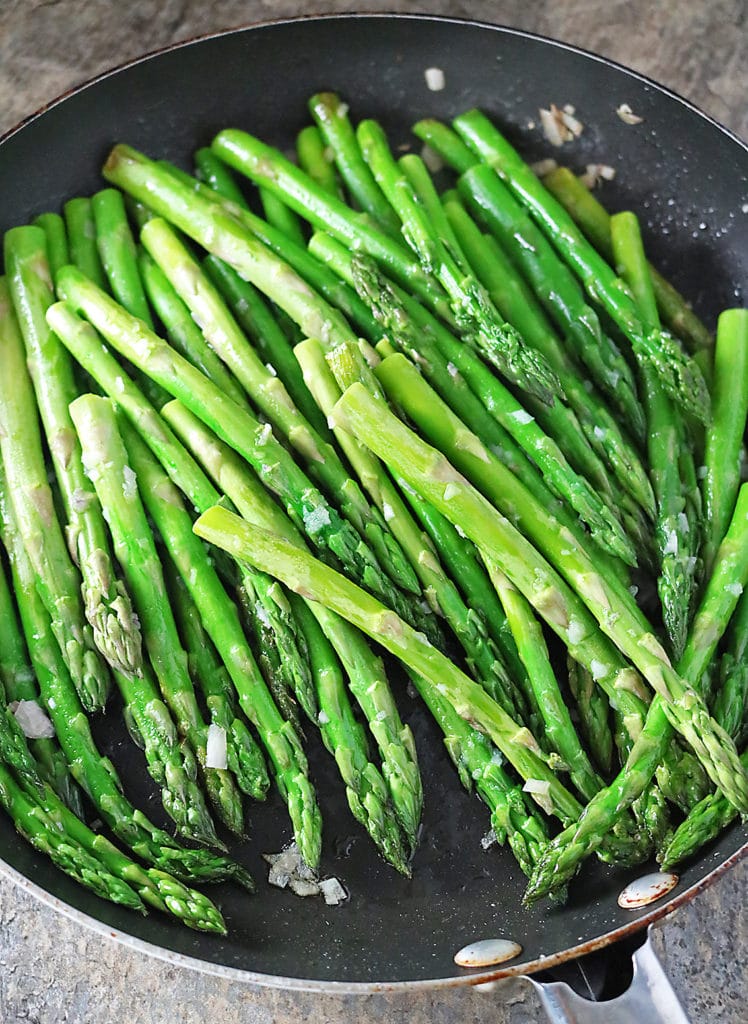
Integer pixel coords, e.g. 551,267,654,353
0,9,746,994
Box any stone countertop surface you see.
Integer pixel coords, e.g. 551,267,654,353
0,1,746,1022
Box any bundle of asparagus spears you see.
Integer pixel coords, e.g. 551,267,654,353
1,93,746,937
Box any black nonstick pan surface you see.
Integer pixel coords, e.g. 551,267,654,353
0,13,746,991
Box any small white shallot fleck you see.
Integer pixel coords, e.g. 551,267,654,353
481,829,497,851
590,659,608,681
616,103,644,125
677,512,690,535
580,164,616,189
337,102,349,118
726,582,744,597
697,465,708,480
257,422,272,446
424,67,446,92
593,425,607,441
122,465,137,500
539,103,584,146
11,700,55,739
530,158,558,178
205,724,227,769
522,778,553,814
663,530,678,556
420,144,444,174
510,409,534,425
318,710,330,725
319,877,347,906
443,482,462,501
303,504,331,534
447,361,459,378
265,362,277,377
567,620,585,645
382,502,395,522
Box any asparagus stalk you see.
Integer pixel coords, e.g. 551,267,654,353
141,217,418,599
202,254,331,437
453,110,710,422
137,249,249,408
308,92,402,235
122,423,324,865
527,484,748,898
258,186,306,246
566,656,614,776
487,563,603,801
610,212,699,658
333,381,748,809
713,591,748,745
349,254,636,566
0,548,85,816
52,268,433,638
0,464,250,886
43,299,315,732
162,400,424,852
70,394,245,836
0,277,109,711
63,197,108,289
91,188,154,327
0,678,227,931
457,164,646,440
701,309,748,574
4,226,142,677
33,212,70,279
0,760,145,913
194,147,250,207
290,595,410,873
164,561,270,802
406,666,549,878
194,505,586,828
441,194,654,516
355,118,562,406
411,118,477,175
295,124,344,198
542,165,713,353
295,336,523,719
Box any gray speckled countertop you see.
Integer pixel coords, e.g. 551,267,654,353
0,2,746,1022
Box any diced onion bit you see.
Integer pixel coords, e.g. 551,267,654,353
424,67,446,92
319,877,348,906
579,164,617,190
122,464,137,500
205,723,228,769
539,103,584,146
616,103,644,125
420,143,444,173
11,700,55,739
530,158,559,178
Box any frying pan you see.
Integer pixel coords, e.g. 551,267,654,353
0,14,746,1022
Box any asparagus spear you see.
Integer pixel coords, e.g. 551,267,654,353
610,212,699,658
411,118,477,175
542,165,713,354
308,92,402,235
290,595,410,873
0,277,109,711
453,109,710,422
0,683,227,931
33,212,70,279
457,164,646,440
566,656,614,776
355,118,562,407
441,194,654,516
486,564,603,802
194,505,586,828
43,299,315,732
701,309,748,574
713,592,748,745
405,665,549,878
295,336,523,719
258,186,306,246
333,381,748,809
295,124,344,197
122,422,326,863
70,394,245,836
52,269,434,639
63,197,108,289
0,464,250,886
140,217,418,598
162,400,424,852
91,188,154,327
164,561,270,802
194,147,250,207
527,484,748,898
0,760,145,913
137,249,249,408
349,254,636,566
4,226,142,678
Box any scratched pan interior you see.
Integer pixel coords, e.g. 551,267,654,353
0,14,746,990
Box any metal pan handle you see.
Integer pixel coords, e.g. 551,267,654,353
529,932,690,1024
